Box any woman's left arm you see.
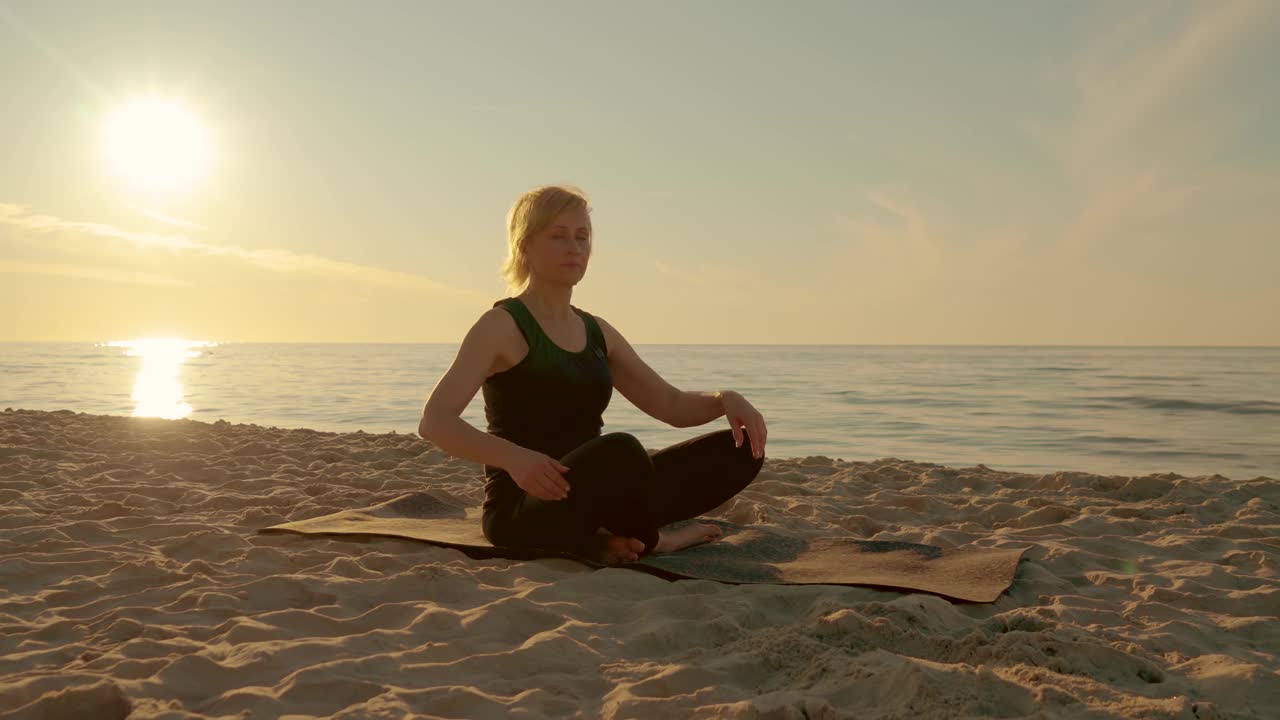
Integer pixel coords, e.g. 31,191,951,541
594,316,767,458
667,390,767,459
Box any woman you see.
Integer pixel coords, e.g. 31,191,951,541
418,184,767,565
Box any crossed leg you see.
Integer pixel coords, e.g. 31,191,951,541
495,428,765,563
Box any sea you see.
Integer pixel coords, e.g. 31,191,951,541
2,342,1276,481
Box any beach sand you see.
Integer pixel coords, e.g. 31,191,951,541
1,407,1276,719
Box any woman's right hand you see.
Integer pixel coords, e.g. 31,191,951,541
505,447,571,501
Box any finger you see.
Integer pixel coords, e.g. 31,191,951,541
542,468,568,497
546,479,566,501
730,421,742,447
525,476,547,500
551,467,571,493
528,480,554,501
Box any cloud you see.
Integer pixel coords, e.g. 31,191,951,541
0,260,186,286
124,203,207,230
0,203,488,300
651,259,705,285
607,247,757,297
832,189,944,299
1066,1,1273,168
1052,1,1280,262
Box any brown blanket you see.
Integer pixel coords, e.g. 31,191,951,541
260,492,1031,603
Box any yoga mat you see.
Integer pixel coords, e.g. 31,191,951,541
259,492,1031,603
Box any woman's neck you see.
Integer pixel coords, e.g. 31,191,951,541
516,289,574,322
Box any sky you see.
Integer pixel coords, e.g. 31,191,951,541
1,0,1277,346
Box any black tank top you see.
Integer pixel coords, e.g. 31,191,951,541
480,297,612,510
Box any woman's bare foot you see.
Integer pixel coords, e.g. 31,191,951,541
588,533,646,565
654,522,722,553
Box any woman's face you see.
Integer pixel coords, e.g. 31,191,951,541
527,208,591,284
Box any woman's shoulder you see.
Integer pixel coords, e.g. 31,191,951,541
575,308,614,357
475,305,526,375
482,303,521,331
463,304,521,351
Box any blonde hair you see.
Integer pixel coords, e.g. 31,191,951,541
501,184,592,295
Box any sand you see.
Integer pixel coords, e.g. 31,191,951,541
0,408,1276,719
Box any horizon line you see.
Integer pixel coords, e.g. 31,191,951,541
2,340,1278,349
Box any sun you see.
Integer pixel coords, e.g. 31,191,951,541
103,96,213,198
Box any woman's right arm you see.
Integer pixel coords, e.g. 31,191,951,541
419,310,573,502
418,309,525,471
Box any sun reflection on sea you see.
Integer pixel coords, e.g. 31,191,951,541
102,338,218,419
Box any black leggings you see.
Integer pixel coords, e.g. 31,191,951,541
482,428,764,557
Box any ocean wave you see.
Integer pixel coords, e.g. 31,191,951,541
1092,447,1250,460
1074,434,1160,445
1097,396,1280,416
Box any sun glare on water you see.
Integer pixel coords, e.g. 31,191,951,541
102,97,213,198
104,338,218,420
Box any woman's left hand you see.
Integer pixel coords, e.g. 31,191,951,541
722,391,767,460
